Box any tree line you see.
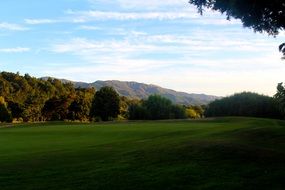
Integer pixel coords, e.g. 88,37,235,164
205,92,283,119
0,72,204,122
0,72,95,122
1,71,284,123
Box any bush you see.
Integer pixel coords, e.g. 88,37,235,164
186,108,198,119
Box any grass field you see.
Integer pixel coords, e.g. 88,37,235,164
0,117,284,190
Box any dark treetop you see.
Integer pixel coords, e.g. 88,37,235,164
189,0,285,57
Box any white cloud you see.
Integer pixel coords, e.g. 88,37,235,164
51,37,167,72
52,37,157,53
0,22,29,31
50,37,181,77
88,0,188,10
64,9,241,26
47,32,285,96
50,30,278,66
66,10,199,21
77,25,101,30
23,4,239,26
37,0,285,96
23,11,199,25
50,34,280,73
116,0,186,9
24,19,60,25
0,47,30,53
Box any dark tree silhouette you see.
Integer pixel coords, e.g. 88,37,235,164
280,43,285,59
128,95,186,120
91,87,120,121
205,92,282,119
189,0,285,58
0,97,12,122
275,83,285,117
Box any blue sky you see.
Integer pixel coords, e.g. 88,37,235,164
0,0,284,96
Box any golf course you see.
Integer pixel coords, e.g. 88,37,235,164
0,117,284,190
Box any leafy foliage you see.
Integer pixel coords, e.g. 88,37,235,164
90,86,120,121
189,0,284,35
0,96,12,122
128,95,186,120
189,0,285,57
143,95,173,120
0,72,95,122
185,105,205,119
274,82,285,117
128,102,149,120
119,96,139,120
279,43,285,59
205,92,282,119
67,88,95,121
2,72,282,122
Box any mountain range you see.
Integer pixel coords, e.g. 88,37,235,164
42,78,219,105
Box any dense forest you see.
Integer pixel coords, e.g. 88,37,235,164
205,92,282,119
0,72,95,122
0,72,204,122
0,71,284,123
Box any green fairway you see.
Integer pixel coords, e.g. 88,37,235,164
0,118,284,190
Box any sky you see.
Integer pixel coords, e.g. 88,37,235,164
0,0,284,96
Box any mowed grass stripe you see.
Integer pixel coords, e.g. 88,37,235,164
0,117,284,190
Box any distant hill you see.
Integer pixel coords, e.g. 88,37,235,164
41,77,219,105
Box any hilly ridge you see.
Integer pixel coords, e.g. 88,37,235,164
91,80,218,105
42,77,219,105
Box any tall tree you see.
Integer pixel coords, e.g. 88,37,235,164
274,83,285,117
67,88,95,121
0,96,12,122
189,0,285,58
42,95,75,121
143,95,173,120
90,87,120,121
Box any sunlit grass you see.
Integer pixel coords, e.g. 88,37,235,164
0,117,284,189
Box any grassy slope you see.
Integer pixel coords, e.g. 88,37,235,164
0,117,284,190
